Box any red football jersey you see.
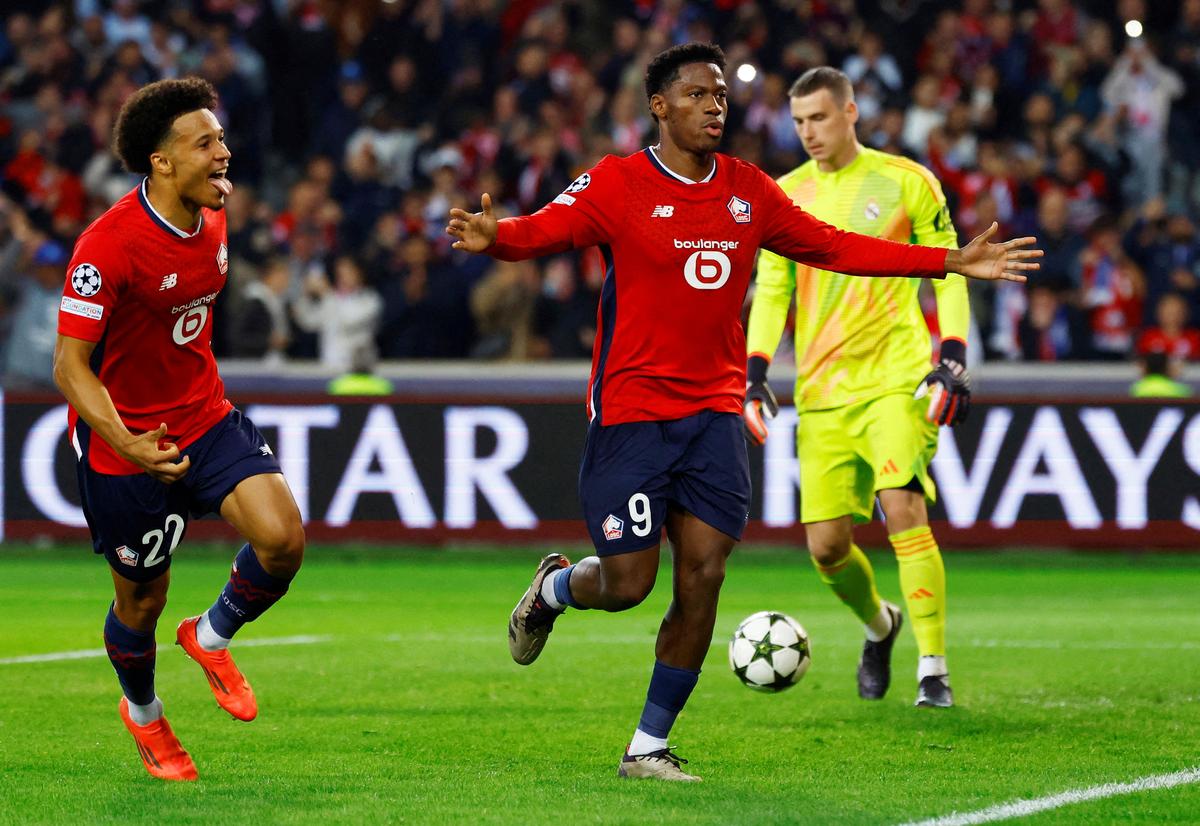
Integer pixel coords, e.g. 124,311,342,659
490,149,948,424
58,182,233,474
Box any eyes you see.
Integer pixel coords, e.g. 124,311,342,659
688,89,727,102
198,135,227,150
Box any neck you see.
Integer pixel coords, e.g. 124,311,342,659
146,177,200,231
653,138,714,182
817,139,861,173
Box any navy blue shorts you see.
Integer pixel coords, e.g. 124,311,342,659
76,408,282,582
578,410,751,555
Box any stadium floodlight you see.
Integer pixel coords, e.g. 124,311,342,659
736,63,757,83
1125,19,1143,38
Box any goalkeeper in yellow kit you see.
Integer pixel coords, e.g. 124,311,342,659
744,68,970,708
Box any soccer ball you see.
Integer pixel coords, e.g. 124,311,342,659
729,611,811,692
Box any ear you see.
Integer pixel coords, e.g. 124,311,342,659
649,92,668,121
149,149,173,178
845,98,859,127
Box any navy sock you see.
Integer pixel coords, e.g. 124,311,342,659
104,604,156,705
207,544,293,640
638,660,701,739
553,563,585,609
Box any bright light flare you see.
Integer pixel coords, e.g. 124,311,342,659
736,63,757,83
1125,19,1143,38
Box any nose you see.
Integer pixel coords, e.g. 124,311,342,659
706,95,723,114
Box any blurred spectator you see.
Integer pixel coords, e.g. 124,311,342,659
1101,38,1183,206
1078,215,1145,359
230,258,291,365
1136,292,1200,361
377,236,475,359
842,30,903,125
1033,188,1086,287
1018,284,1088,361
292,254,382,373
0,220,65,390
1130,350,1192,398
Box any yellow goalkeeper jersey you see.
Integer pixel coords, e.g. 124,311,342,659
746,146,969,412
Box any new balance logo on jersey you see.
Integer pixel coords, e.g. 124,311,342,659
159,273,178,291
651,205,675,218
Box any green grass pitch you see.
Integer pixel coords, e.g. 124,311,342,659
1,544,1198,824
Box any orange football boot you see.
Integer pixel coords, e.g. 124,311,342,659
118,698,198,781
175,616,258,721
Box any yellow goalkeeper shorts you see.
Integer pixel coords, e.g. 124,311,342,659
797,391,939,525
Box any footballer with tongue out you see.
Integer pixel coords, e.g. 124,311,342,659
53,77,306,782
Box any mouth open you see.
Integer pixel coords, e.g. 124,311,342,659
704,123,724,137
209,172,233,197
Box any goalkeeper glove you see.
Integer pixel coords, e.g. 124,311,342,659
915,338,971,426
743,355,779,445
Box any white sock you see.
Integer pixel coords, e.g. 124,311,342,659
197,611,231,651
628,727,669,756
540,568,565,610
918,655,948,680
127,696,164,726
864,605,893,642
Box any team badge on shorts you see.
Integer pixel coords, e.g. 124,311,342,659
602,514,624,541
71,263,102,297
727,195,752,224
217,243,229,275
115,545,139,566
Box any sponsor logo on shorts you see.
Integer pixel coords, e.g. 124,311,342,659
60,296,104,320
602,514,624,541
115,545,139,566
260,444,273,456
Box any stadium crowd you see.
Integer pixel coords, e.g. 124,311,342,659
2,0,1200,390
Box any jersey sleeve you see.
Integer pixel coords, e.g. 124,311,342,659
904,165,971,345
488,156,628,261
756,170,947,279
57,229,129,342
746,247,794,362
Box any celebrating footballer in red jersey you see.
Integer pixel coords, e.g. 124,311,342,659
447,42,1040,781
54,78,305,782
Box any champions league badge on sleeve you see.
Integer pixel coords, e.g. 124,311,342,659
71,263,103,297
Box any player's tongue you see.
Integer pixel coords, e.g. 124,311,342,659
209,176,233,196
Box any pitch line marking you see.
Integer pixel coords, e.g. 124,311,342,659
0,634,331,665
898,767,1200,826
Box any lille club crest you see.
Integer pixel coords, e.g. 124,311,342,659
727,195,751,224
216,243,228,275
602,514,624,541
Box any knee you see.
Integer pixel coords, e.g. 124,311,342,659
680,556,726,596
116,590,167,628
808,538,850,568
252,520,305,576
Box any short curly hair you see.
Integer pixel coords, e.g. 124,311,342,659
644,42,727,121
113,78,219,175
